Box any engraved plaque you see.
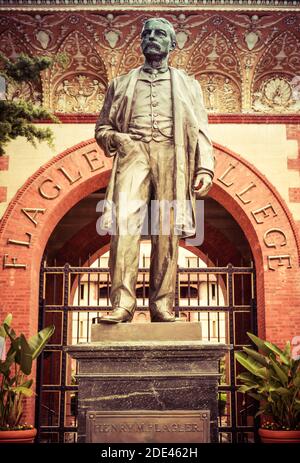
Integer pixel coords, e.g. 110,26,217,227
86,410,210,443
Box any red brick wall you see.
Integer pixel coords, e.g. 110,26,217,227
287,125,300,210
289,188,300,203
286,124,300,258
0,138,299,424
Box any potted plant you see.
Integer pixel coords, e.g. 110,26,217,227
0,313,54,443
235,332,300,443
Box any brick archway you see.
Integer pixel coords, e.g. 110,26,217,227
0,138,299,349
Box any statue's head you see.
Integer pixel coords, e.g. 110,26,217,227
141,18,176,60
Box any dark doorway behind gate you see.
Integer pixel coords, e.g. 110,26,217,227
36,192,257,443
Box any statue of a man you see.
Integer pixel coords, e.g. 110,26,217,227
95,18,214,323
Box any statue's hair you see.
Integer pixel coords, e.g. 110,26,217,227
141,18,177,45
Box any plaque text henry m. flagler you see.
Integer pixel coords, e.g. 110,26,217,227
95,422,202,433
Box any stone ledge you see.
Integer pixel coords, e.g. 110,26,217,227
75,373,221,379
91,321,202,342
65,341,230,363
66,341,230,353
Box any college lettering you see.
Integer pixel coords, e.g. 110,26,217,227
217,162,292,270
4,149,106,269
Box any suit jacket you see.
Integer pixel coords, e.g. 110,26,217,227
95,66,215,237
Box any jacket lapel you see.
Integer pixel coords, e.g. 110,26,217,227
119,67,142,132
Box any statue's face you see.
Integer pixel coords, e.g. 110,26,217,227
141,20,175,59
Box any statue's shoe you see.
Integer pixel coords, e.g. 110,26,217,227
151,309,175,323
99,307,133,324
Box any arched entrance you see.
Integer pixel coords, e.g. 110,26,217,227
0,140,299,442
39,237,255,443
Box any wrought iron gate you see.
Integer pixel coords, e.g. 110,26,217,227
36,257,257,443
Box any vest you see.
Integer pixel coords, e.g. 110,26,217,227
128,69,173,142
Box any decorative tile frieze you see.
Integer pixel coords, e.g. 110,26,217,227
0,9,299,114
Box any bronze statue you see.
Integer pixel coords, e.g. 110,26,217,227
95,18,214,323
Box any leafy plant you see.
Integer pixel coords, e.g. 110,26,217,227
0,53,59,156
235,332,300,430
0,313,55,430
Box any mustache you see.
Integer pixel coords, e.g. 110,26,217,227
144,42,161,51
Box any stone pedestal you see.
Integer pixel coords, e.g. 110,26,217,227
66,322,229,443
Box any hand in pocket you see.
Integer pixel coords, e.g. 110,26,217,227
113,133,135,158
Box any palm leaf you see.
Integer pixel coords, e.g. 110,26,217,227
3,330,21,364
238,384,258,393
3,324,17,341
10,386,34,397
0,352,16,376
274,387,292,396
237,372,258,384
235,351,268,379
265,341,290,366
283,341,291,359
247,332,273,355
28,325,55,359
243,346,269,367
20,334,33,375
269,358,288,386
20,379,33,389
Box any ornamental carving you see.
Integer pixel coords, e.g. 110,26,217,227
254,32,300,79
186,31,241,85
0,11,299,115
0,31,28,57
252,31,300,113
53,74,106,113
0,31,43,104
198,74,241,113
252,76,300,113
6,80,42,105
118,35,144,76
49,31,108,112
51,31,108,81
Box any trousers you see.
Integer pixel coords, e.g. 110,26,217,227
109,138,179,316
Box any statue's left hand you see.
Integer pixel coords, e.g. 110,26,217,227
193,173,213,198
